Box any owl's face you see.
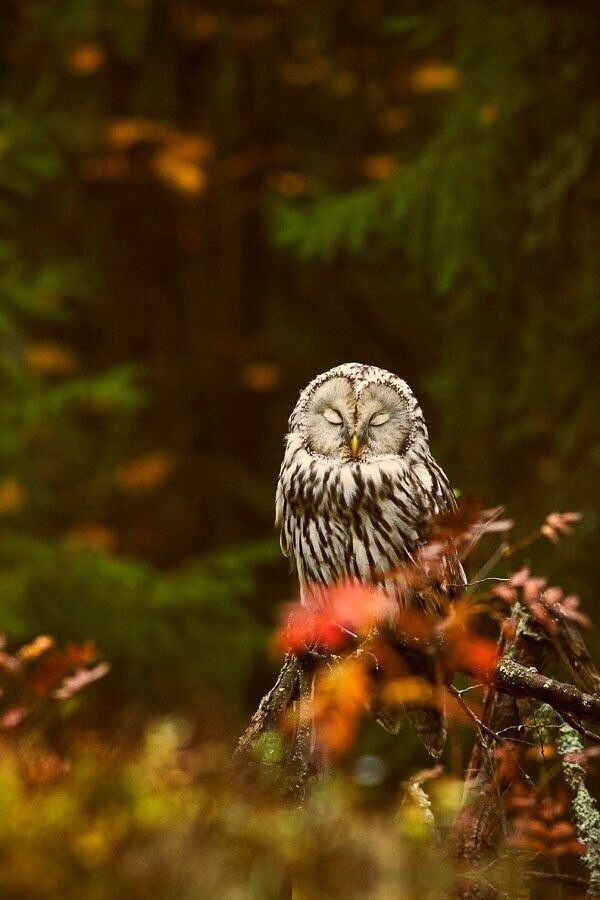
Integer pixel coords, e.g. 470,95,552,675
301,375,412,461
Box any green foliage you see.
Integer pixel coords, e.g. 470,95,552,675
0,535,276,714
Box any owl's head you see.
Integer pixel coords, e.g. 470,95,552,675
289,363,429,462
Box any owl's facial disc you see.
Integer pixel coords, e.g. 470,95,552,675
302,377,353,457
303,377,411,459
355,383,411,457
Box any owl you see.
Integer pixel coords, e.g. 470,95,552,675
276,362,464,755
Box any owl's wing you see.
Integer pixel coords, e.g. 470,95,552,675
416,457,466,596
377,459,461,756
275,474,289,557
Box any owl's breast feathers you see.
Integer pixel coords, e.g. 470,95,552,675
276,433,462,612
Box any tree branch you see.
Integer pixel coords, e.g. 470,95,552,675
233,652,300,766
492,656,600,724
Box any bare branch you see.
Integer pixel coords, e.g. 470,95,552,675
492,656,600,725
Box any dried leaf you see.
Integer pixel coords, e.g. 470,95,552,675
18,635,55,661
66,42,105,75
362,155,399,181
54,662,110,700
0,706,27,729
116,451,175,493
308,658,369,755
409,61,461,92
0,477,26,515
152,150,206,195
24,341,80,376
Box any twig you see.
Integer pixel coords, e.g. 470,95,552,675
562,712,600,745
449,685,517,745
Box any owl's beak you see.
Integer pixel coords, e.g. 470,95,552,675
350,433,361,457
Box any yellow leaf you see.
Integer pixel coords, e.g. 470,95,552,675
152,150,206,195
0,477,26,515
106,118,174,149
308,658,370,756
18,635,55,661
381,676,436,708
24,341,79,376
410,62,461,92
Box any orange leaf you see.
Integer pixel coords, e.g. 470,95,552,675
240,362,281,392
362,155,400,181
0,477,26,515
116,451,175,493
66,42,105,75
24,341,79,376
381,676,436,708
152,150,206,195
409,62,461,92
309,658,369,756
18,635,55,662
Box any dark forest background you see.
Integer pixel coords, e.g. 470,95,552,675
1,0,598,746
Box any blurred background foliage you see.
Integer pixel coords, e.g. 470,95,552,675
0,0,598,775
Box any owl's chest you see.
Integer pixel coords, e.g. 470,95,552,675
281,464,423,585
282,459,422,530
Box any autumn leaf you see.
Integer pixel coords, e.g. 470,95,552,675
0,477,26,515
0,707,27,729
116,451,175,494
279,603,350,653
269,172,308,198
152,150,207,195
362,155,400,181
24,341,80,376
18,635,55,662
278,582,397,653
409,61,461,92
29,641,99,695
380,676,436,708
54,662,110,700
240,362,281,392
307,658,369,756
498,568,592,632
66,42,105,75
106,118,173,149
541,511,583,543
